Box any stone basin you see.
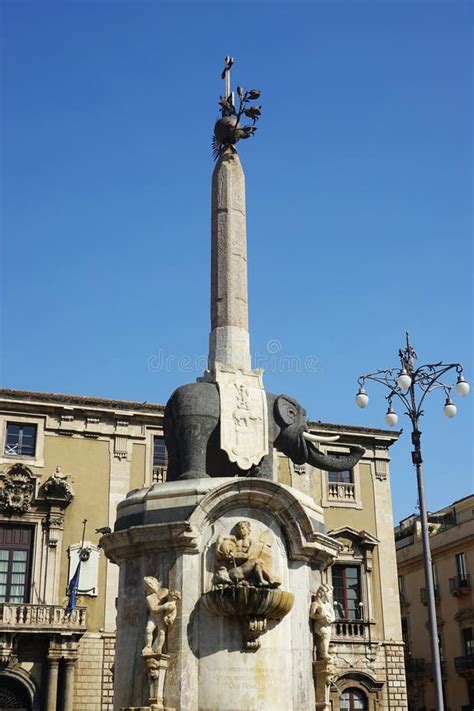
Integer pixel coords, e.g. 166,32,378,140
202,584,294,620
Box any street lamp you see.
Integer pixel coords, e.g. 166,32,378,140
355,333,469,711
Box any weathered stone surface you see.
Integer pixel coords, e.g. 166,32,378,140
214,364,268,470
209,149,250,372
103,479,340,711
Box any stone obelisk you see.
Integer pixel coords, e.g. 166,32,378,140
208,148,250,372
204,57,268,471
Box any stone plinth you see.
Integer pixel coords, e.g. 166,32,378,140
102,478,340,711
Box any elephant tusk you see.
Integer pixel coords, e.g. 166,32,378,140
303,431,340,443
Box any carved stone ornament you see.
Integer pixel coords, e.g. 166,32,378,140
142,577,181,656
0,464,36,515
214,365,268,470
135,577,180,711
310,584,336,663
202,520,294,650
42,467,75,505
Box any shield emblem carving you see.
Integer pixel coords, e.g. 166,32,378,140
215,364,268,470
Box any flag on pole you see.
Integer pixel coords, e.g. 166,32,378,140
65,559,81,615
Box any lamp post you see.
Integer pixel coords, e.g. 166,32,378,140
355,333,469,711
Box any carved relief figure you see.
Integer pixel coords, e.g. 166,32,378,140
142,577,181,655
214,520,280,588
43,466,75,503
310,584,335,661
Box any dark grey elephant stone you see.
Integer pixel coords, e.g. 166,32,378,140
164,382,364,481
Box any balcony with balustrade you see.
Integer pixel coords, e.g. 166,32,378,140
449,573,471,596
152,464,168,484
0,603,87,634
327,481,356,504
420,585,440,605
405,657,426,676
332,618,373,642
454,654,474,678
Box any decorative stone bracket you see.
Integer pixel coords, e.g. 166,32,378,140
202,584,294,650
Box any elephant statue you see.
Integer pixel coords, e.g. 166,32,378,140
164,382,364,481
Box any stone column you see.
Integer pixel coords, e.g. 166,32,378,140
63,659,76,711
105,437,132,630
43,509,65,604
46,659,59,711
209,147,251,372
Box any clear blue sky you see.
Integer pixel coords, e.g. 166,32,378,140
2,1,472,522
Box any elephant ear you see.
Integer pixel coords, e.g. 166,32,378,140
274,395,303,426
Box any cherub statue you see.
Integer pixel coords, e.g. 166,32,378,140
142,577,181,655
214,520,280,588
309,583,336,661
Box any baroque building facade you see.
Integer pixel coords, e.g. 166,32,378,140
0,388,406,710
396,495,474,711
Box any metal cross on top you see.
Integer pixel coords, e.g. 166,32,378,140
221,55,234,107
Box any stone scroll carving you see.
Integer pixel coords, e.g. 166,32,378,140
135,577,181,711
202,520,293,650
310,583,335,662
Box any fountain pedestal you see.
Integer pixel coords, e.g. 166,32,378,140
102,478,339,711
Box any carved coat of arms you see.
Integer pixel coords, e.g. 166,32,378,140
215,364,268,470
0,464,36,515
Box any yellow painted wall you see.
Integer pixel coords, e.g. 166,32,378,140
44,434,110,631
130,443,146,490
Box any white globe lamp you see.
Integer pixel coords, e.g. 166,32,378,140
443,396,457,419
455,375,470,397
397,369,412,391
384,406,398,427
355,387,369,409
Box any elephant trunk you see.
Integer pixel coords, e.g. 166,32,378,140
306,442,365,472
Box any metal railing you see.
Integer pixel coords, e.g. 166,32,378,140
405,657,426,674
420,586,440,604
448,574,471,594
0,603,87,631
454,655,474,674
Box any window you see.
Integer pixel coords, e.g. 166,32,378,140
402,616,410,656
153,436,168,467
4,423,37,457
0,525,33,603
328,453,353,484
462,627,473,656
398,575,405,595
456,552,467,578
340,688,367,711
332,565,361,620
152,436,168,483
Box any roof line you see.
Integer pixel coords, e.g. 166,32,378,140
0,388,400,437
